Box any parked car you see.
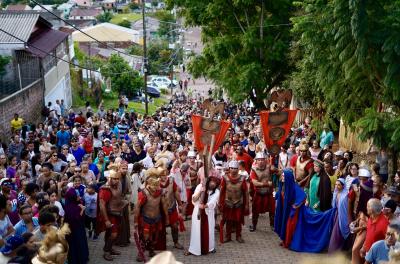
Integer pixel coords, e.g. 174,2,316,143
146,85,161,98
150,76,178,89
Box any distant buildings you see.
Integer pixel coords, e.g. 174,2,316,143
72,22,141,48
0,12,73,139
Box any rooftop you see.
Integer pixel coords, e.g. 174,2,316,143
72,22,141,43
0,13,47,43
69,7,102,17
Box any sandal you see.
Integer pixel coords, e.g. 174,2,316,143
184,250,192,256
174,243,184,249
103,253,114,261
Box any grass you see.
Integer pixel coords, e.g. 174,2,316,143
101,95,168,115
109,13,142,25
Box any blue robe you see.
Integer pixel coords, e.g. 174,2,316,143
290,206,336,252
274,169,307,242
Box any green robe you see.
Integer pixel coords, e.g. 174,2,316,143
308,174,321,212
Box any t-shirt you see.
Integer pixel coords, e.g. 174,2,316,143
365,240,390,264
364,213,389,252
84,192,97,218
0,215,12,239
56,130,70,147
10,118,24,131
70,147,85,165
14,217,39,236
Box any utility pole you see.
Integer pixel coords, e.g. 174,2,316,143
142,0,148,114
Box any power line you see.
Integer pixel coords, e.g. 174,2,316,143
30,0,138,59
0,27,138,76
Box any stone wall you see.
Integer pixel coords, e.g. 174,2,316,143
0,80,44,141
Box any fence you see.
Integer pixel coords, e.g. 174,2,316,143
294,107,324,127
0,51,41,100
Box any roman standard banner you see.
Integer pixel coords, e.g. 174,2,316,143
191,114,231,153
259,110,298,155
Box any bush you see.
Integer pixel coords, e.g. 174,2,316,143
160,88,169,95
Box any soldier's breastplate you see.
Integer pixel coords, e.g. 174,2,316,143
296,158,309,181
108,185,123,216
163,179,176,212
225,178,243,208
254,168,272,195
142,190,161,219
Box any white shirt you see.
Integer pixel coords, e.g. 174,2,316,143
52,104,61,116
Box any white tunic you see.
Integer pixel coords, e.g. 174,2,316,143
188,184,220,256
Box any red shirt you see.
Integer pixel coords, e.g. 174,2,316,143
289,154,298,168
102,145,113,156
236,153,254,173
363,213,389,251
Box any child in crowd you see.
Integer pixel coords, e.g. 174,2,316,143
238,160,249,181
84,183,98,239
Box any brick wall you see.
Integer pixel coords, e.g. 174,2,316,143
0,80,44,142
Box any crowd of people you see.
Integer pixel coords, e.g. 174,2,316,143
0,95,399,264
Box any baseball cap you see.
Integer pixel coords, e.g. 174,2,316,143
1,235,24,254
0,178,12,187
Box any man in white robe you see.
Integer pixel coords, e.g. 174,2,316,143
187,175,220,256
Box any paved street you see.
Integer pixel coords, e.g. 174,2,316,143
88,27,326,264
88,214,323,264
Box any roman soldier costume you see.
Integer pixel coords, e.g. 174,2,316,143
249,152,275,231
160,174,184,249
134,169,167,261
97,170,128,261
219,160,249,243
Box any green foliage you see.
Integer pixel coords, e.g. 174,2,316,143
160,88,169,95
129,2,139,10
128,45,144,56
147,40,181,75
100,54,143,97
0,55,10,76
97,12,114,23
290,0,400,153
153,10,177,40
167,0,294,109
118,19,131,28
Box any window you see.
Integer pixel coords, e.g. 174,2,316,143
42,51,57,73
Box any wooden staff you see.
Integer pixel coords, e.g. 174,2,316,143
197,135,216,220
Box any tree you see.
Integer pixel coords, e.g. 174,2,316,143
0,55,10,77
96,12,113,23
127,45,144,56
166,0,294,109
129,2,139,10
153,10,176,40
100,54,143,97
118,19,131,28
290,0,400,172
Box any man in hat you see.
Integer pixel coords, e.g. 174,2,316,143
0,235,24,263
159,166,184,249
97,169,127,261
102,138,113,157
249,152,275,231
219,160,249,243
294,142,314,188
134,169,168,261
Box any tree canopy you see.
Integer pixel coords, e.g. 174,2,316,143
167,0,294,109
289,0,400,151
100,54,143,97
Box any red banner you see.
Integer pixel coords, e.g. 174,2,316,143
259,110,298,155
191,114,231,153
